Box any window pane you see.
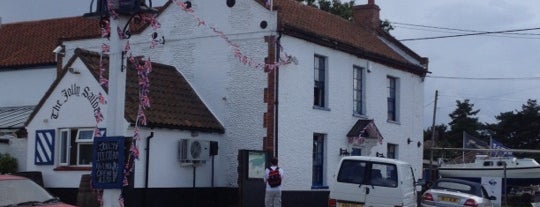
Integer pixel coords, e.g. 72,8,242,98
78,144,93,165
77,129,94,142
370,163,398,187
312,134,325,186
387,77,397,121
314,55,326,107
337,160,366,184
387,143,397,159
353,66,364,114
60,130,68,164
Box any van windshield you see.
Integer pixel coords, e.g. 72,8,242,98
337,160,367,184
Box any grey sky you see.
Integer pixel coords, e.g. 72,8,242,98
1,0,540,128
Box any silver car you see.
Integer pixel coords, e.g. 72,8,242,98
421,178,496,207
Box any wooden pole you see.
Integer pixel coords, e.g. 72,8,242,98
429,90,438,182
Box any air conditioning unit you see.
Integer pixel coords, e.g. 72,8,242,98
178,139,210,163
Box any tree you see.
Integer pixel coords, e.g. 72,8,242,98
487,99,540,159
297,0,354,20
423,124,449,159
443,99,487,158
448,99,482,134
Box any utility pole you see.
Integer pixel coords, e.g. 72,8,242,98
429,90,438,182
103,3,128,207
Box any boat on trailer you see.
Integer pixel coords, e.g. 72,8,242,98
438,155,540,185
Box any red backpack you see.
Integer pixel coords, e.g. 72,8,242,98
267,167,282,187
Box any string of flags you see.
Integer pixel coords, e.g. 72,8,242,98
172,0,295,71
91,0,296,206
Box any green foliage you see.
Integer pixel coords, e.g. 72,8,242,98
487,99,540,160
381,19,394,32
297,0,354,20
0,153,18,174
425,98,540,161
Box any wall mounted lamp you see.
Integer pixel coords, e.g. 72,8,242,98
407,137,413,145
68,67,80,74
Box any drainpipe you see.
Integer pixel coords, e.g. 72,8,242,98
274,33,282,157
143,131,154,206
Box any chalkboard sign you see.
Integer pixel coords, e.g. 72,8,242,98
92,136,125,189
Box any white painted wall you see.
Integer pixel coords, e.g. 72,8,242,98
24,58,227,188
24,0,424,192
276,36,424,190
26,59,111,187
0,67,56,107
63,0,277,188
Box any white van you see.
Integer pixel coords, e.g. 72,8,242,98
329,156,421,207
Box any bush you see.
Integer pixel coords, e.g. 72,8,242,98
0,153,18,174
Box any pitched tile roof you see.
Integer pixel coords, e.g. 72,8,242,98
0,17,100,69
273,0,428,75
0,0,427,75
26,48,225,133
0,3,167,70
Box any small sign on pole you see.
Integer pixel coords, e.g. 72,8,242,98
92,136,125,189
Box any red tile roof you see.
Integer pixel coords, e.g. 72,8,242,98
0,17,100,69
273,0,428,75
25,48,225,133
0,0,427,75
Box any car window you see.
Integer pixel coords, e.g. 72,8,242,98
369,163,398,188
0,179,55,206
337,160,367,184
434,181,480,196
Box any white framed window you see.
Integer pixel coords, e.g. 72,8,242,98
58,128,96,166
387,76,399,122
314,55,327,108
312,133,327,188
353,66,365,115
59,129,69,165
387,143,398,159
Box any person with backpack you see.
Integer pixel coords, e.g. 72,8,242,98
265,157,284,207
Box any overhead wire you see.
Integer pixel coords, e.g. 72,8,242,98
389,21,540,41
392,22,540,36
426,75,540,80
394,25,540,40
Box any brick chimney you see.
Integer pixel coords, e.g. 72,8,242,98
353,0,381,30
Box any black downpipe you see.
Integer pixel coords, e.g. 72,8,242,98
143,131,154,207
275,33,282,157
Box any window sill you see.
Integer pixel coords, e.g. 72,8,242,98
353,113,367,118
386,120,400,125
311,186,329,190
54,166,91,171
313,106,330,111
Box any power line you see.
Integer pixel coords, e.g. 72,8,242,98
399,27,540,41
427,75,540,80
392,22,540,36
394,25,540,40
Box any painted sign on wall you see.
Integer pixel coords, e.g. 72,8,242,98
92,136,124,189
51,83,103,120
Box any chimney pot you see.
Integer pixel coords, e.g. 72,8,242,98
368,0,374,5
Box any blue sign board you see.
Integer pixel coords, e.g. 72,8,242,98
92,136,125,189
